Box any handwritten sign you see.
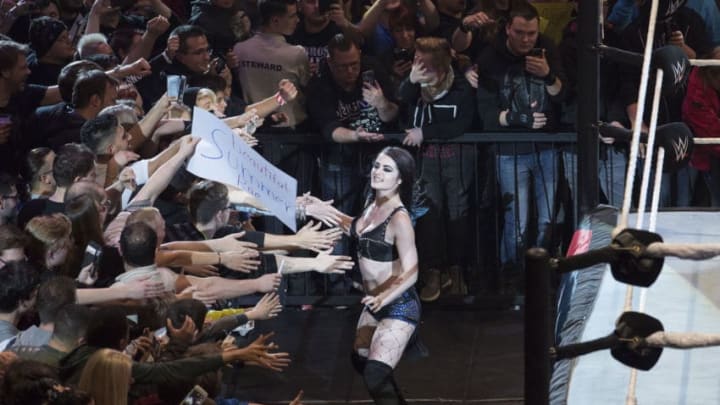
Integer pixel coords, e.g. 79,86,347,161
186,108,297,231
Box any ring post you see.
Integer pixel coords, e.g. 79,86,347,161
525,247,551,405
576,0,601,217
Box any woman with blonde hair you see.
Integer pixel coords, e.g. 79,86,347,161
78,348,132,405
24,213,73,273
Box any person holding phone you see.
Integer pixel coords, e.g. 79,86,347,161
306,33,399,295
289,0,355,77
475,3,566,288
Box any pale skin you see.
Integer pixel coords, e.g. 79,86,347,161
341,153,419,368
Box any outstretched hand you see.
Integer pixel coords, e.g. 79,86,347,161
303,197,344,227
295,221,342,252
246,292,282,320
122,274,168,299
255,273,282,292
229,332,291,372
221,249,261,273
312,251,354,274
213,231,259,253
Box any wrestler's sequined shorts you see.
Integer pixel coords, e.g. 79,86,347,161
367,288,421,325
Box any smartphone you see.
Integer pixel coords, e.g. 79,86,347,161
362,70,376,84
180,385,209,405
211,56,226,75
153,327,167,339
393,48,413,62
166,75,187,102
81,241,103,278
528,48,544,57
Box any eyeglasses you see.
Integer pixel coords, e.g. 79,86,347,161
1,194,18,201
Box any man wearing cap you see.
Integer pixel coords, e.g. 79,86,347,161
28,17,76,86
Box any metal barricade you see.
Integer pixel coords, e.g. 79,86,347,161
255,131,581,307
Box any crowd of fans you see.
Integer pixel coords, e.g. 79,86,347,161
0,0,718,403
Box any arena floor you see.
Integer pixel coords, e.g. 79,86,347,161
224,305,524,404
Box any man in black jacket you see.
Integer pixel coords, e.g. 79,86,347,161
34,69,118,151
476,2,566,276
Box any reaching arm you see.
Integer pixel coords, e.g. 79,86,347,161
40,86,62,106
273,253,353,275
77,274,167,304
187,273,281,299
357,0,389,39
262,222,343,252
157,248,261,273
124,16,170,63
417,0,439,32
129,136,198,205
139,94,172,142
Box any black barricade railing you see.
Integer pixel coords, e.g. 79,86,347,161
253,132,579,307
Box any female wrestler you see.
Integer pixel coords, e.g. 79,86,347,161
343,146,420,405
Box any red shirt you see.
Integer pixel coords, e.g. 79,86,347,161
682,67,720,172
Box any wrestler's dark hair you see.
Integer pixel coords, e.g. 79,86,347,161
367,146,416,209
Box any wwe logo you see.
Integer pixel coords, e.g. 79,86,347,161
670,59,687,86
672,136,690,162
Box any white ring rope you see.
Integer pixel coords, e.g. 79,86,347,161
689,138,720,144
635,69,664,231
620,0,660,402
644,241,720,260
616,0,660,238
644,331,720,349
688,59,720,67
649,148,664,234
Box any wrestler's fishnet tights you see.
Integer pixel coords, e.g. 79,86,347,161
354,310,416,368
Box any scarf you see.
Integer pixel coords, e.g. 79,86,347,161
420,68,455,103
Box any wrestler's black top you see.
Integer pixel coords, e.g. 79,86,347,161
350,206,406,262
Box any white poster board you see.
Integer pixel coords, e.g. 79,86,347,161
186,108,297,231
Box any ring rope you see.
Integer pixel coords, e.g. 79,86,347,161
644,331,720,348
621,0,661,402
616,0,660,238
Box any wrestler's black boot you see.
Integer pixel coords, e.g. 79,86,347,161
364,360,405,405
351,352,368,375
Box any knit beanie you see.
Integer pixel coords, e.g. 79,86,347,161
29,17,67,59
